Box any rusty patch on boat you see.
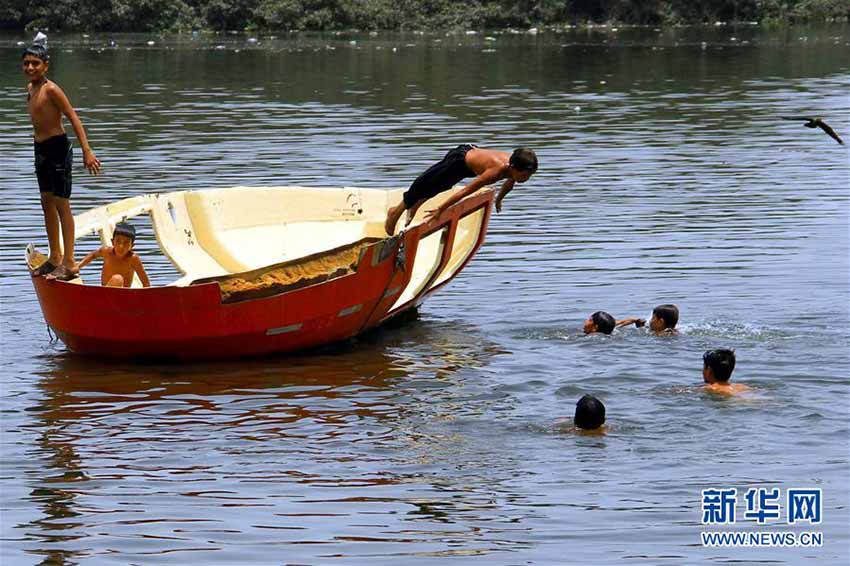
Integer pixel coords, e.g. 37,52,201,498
193,237,382,303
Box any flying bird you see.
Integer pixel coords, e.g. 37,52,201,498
781,116,844,145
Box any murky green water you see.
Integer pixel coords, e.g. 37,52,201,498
1,27,849,564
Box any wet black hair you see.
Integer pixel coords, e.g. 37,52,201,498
703,349,736,382
652,304,679,329
509,148,538,173
113,222,136,242
574,394,606,430
591,311,616,334
22,43,49,62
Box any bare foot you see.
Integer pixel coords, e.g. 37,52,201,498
46,264,80,282
31,260,58,277
385,204,404,235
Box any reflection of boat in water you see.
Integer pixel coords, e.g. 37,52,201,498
34,316,506,423
28,316,507,549
26,185,494,360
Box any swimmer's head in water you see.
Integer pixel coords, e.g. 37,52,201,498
509,148,538,181
585,311,615,334
574,394,606,430
113,222,137,242
650,304,679,331
703,349,736,382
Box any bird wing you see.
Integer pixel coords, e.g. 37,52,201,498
815,120,844,145
780,116,814,121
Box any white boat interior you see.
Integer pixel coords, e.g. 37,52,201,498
67,186,489,296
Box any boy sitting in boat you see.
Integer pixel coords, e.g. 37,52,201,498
384,145,538,234
649,304,679,335
77,222,150,288
23,33,102,281
583,311,645,334
702,349,749,395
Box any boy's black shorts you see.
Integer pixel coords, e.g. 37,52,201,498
35,133,72,199
403,144,476,209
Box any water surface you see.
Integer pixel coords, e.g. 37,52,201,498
1,27,849,564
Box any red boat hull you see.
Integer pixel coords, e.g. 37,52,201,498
29,191,493,360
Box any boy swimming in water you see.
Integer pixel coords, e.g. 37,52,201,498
24,33,102,281
78,222,150,288
583,311,645,335
702,349,749,395
574,394,606,431
649,304,679,335
384,145,538,234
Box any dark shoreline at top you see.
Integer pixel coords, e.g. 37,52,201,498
5,1,849,34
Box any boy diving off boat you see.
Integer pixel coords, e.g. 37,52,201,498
384,145,538,235
78,222,150,288
24,33,102,282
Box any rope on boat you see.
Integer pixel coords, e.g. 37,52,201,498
358,233,406,334
395,236,406,272
46,323,57,344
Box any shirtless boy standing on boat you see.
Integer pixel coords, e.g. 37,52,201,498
384,145,538,235
24,34,102,281
78,222,150,288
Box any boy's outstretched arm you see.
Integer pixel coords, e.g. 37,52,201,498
133,256,151,287
425,167,503,220
494,178,515,213
615,317,646,328
77,247,105,270
48,84,101,175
